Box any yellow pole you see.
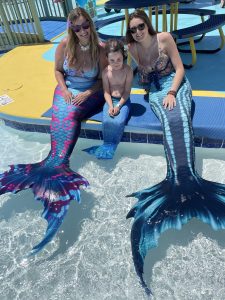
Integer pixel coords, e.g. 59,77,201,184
170,3,174,31
162,4,167,32
174,2,179,31
155,6,158,32
148,6,152,23
218,27,225,49
189,37,196,67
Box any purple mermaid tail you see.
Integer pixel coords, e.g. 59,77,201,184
0,85,104,254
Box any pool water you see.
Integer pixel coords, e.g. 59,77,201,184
0,122,225,300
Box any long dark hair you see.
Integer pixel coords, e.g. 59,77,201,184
126,9,157,44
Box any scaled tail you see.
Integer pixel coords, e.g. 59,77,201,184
0,162,88,254
126,175,225,295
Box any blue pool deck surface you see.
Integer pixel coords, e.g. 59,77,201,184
0,0,225,148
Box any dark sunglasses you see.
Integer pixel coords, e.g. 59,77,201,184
68,20,90,33
129,23,145,34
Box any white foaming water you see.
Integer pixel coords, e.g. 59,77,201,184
0,122,225,300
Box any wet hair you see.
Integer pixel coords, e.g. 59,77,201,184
66,7,99,67
104,39,127,60
126,9,157,44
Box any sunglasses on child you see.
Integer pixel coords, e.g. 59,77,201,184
129,23,146,34
68,21,90,33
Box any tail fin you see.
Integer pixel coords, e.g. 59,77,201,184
0,162,88,254
83,144,117,159
126,176,225,295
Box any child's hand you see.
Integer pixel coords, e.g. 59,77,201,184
108,107,114,117
113,106,120,116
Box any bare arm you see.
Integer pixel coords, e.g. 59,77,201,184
102,68,114,117
160,32,185,110
54,38,73,103
162,32,185,92
118,66,133,107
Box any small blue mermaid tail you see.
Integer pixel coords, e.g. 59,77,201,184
83,144,117,159
83,97,131,159
0,85,104,254
126,73,225,295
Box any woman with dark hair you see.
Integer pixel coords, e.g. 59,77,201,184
84,38,133,159
125,9,225,295
0,7,107,254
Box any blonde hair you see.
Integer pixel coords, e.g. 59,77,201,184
66,7,99,68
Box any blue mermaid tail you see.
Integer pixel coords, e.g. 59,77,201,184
83,143,117,159
0,85,104,254
126,73,225,295
83,97,131,159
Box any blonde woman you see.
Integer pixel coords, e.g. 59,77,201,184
0,8,107,254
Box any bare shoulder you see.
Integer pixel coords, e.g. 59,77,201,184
124,64,133,75
127,42,135,53
99,43,106,55
102,65,109,77
158,32,173,42
56,37,67,54
59,37,68,48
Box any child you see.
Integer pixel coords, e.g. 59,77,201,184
83,39,133,159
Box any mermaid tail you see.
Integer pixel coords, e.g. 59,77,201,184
83,98,131,159
126,74,225,294
0,85,104,254
83,144,117,159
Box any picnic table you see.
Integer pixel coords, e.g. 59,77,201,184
100,0,225,68
104,0,180,32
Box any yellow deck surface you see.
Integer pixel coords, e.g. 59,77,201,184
1,44,225,124
0,44,56,120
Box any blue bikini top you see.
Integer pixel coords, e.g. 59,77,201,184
63,58,99,91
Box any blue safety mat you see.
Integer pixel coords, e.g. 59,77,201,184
42,94,225,140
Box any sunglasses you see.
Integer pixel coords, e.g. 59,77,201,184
68,20,90,33
129,23,145,34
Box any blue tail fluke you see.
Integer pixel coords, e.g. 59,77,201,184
0,163,89,255
83,144,117,159
127,176,225,294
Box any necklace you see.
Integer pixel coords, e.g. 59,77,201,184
79,42,90,52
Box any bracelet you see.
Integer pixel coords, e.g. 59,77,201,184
116,103,122,109
167,90,177,97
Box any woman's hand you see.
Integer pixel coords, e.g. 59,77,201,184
72,91,89,106
62,88,73,104
163,94,176,110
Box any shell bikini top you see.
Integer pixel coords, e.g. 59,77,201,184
136,34,175,90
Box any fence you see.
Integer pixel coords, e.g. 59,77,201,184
0,0,75,52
